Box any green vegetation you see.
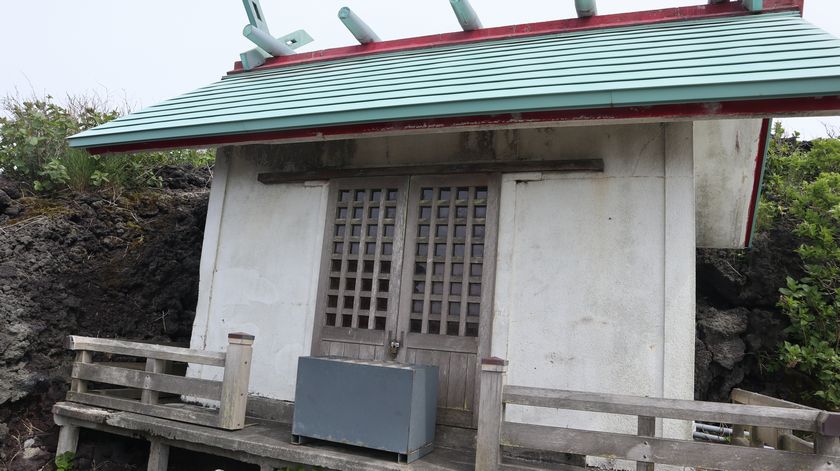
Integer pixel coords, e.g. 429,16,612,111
54,451,75,471
0,95,213,195
761,122,840,409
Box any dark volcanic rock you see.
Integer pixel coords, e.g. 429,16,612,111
0,169,210,469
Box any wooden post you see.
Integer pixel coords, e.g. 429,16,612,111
636,416,655,471
815,412,840,457
147,439,170,471
731,424,750,447
218,333,255,430
476,357,507,471
70,350,92,393
55,421,80,457
141,359,167,405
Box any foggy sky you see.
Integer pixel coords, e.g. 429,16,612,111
1,0,838,138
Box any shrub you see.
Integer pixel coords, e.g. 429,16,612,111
0,95,213,195
765,124,840,409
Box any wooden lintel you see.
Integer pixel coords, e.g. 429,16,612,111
257,159,604,185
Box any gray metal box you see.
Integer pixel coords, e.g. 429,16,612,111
292,356,438,463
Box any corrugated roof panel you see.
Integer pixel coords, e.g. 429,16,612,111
69,12,840,149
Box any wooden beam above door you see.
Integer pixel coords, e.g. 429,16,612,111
257,159,604,185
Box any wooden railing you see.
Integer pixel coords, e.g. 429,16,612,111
475,358,840,471
730,388,818,453
63,333,254,430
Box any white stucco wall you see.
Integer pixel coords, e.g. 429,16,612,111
694,119,765,248
186,122,744,443
188,147,328,401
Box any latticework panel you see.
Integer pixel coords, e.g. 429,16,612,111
325,186,401,331
409,185,488,337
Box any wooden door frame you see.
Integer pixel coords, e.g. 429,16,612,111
308,172,501,430
310,176,410,357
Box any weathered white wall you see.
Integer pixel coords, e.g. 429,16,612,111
694,119,764,248
188,147,328,401
186,121,753,439
491,124,694,451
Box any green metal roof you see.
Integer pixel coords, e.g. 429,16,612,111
69,12,840,150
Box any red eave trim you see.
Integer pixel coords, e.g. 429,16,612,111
744,118,773,247
85,95,839,155
229,0,804,75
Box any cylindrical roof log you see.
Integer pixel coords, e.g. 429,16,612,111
450,0,483,31
575,0,597,18
338,7,381,44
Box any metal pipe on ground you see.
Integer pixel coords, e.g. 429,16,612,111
449,0,482,31
693,431,729,443
695,423,734,436
338,7,380,44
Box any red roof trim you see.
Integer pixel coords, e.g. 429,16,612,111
86,95,839,155
744,118,772,247
229,0,804,75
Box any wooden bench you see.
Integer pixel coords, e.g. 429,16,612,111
475,358,840,471
55,333,254,471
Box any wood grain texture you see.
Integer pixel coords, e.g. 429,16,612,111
66,336,226,367
147,439,170,471
636,416,655,471
218,340,254,430
502,422,840,471
141,359,167,406
72,363,222,401
476,364,506,470
504,386,825,432
258,160,603,184
65,392,223,428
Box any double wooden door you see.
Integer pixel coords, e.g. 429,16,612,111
312,174,499,428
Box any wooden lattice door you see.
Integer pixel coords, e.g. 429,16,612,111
312,174,498,428
395,175,499,428
312,177,409,360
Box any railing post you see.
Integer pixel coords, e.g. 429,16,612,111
141,358,167,405
218,332,255,430
636,416,655,471
476,357,508,471
815,412,840,457
70,350,92,394
147,439,170,471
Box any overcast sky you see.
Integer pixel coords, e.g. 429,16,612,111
1,0,839,138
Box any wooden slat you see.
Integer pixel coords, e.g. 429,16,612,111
504,386,826,432
72,363,222,401
447,353,469,409
66,336,225,367
258,160,604,184
141,359,167,405
502,422,840,471
459,185,476,337
404,332,477,353
320,325,386,345
636,416,655,471
65,391,221,428
351,193,370,329
441,186,456,336
779,433,815,453
732,389,817,410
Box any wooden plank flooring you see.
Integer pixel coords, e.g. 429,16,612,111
53,401,589,470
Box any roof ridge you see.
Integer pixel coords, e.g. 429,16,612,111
227,1,804,76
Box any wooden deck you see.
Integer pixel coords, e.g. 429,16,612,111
53,401,583,471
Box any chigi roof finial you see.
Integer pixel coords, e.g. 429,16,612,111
239,0,314,70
